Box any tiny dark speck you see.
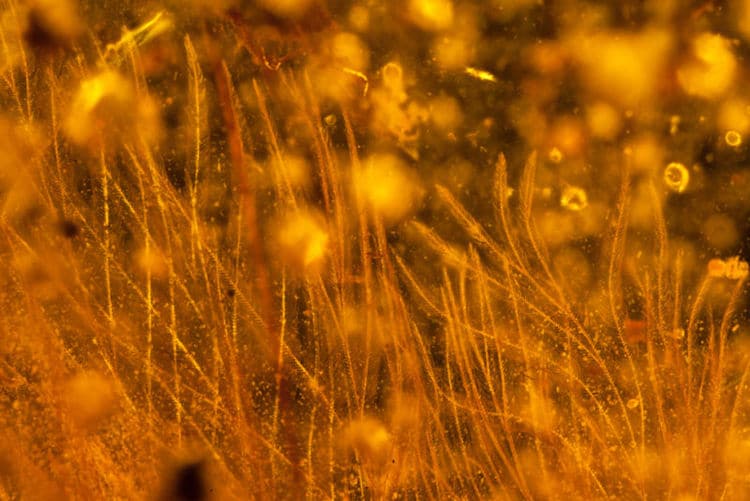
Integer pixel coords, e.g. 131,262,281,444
58,219,80,239
171,461,206,501
226,288,236,298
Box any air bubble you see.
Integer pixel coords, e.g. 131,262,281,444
664,162,689,193
548,147,563,164
725,130,742,147
560,186,588,211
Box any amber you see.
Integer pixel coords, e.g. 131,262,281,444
0,1,749,499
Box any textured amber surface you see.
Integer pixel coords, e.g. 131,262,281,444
1,1,750,499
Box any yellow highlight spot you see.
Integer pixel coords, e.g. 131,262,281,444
465,67,497,82
77,71,131,115
65,71,133,144
280,153,312,189
331,32,370,72
670,115,681,136
356,154,422,223
678,33,736,99
342,417,392,465
587,102,622,140
64,371,118,431
407,0,454,31
627,398,640,409
429,94,463,132
433,36,473,70
669,328,686,340
65,71,161,147
629,135,665,174
348,5,370,31
569,29,672,106
718,98,750,133
708,258,726,278
278,212,329,270
725,130,742,147
664,162,689,193
548,147,563,164
135,246,168,280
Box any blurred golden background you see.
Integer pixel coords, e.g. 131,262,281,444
0,0,749,499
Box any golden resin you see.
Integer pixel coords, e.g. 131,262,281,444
0,0,749,499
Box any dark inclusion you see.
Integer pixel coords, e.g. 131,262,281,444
58,219,80,239
165,461,208,501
